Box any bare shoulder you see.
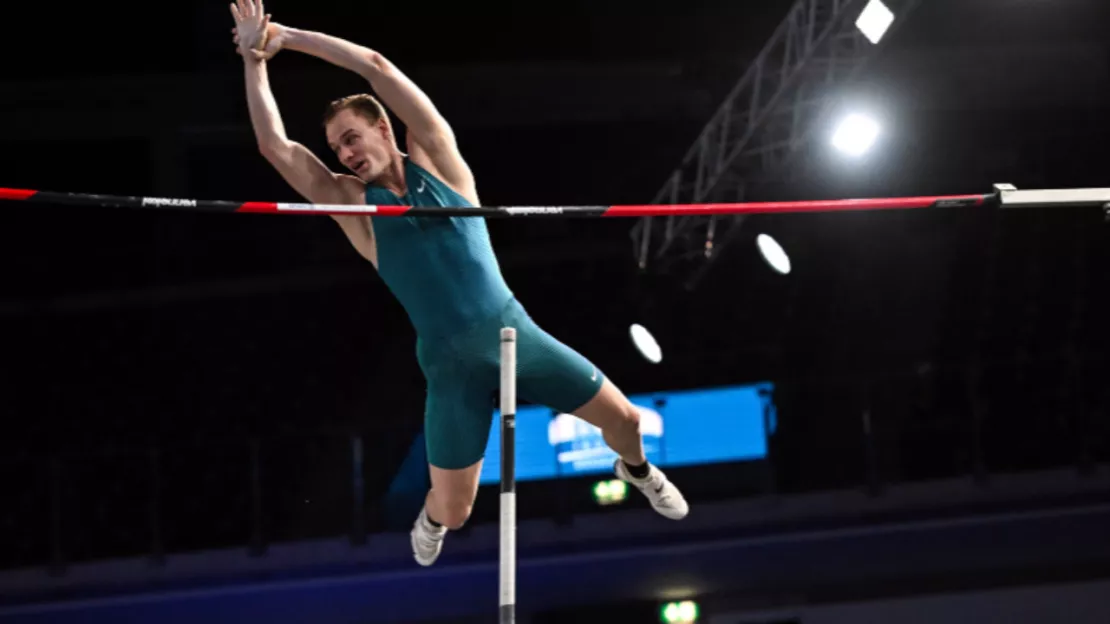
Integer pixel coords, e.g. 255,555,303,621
406,134,479,206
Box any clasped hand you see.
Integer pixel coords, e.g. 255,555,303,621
230,0,286,61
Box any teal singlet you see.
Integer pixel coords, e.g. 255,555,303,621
364,157,514,339
364,157,604,470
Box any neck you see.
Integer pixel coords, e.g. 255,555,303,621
374,151,407,196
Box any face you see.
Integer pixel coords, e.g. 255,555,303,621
325,108,393,182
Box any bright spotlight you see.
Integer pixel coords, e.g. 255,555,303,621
661,600,701,624
592,479,628,506
756,234,791,275
856,0,894,44
629,323,662,364
831,113,880,157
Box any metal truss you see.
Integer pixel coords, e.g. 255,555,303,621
632,0,922,288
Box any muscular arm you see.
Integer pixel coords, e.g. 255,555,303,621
243,57,375,264
243,57,363,206
280,27,474,195
232,0,376,265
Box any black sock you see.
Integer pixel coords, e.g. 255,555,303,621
624,459,650,479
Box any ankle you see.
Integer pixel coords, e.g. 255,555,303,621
421,508,446,533
622,458,651,480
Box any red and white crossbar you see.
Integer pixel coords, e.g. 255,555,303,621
0,184,1107,217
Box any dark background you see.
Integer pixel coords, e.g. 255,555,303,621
0,0,1108,602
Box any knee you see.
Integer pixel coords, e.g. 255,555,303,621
431,494,473,530
606,402,641,437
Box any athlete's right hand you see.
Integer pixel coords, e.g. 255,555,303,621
230,0,285,61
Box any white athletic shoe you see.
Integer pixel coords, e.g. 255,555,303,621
613,459,689,520
410,506,447,566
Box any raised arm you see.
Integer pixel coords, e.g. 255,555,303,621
273,25,474,196
280,30,448,145
231,0,363,207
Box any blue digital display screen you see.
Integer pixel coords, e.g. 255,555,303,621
479,382,775,485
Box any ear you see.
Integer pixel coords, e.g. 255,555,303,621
376,117,392,140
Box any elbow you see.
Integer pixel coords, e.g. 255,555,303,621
358,49,390,79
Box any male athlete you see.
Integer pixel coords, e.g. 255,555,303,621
230,0,688,566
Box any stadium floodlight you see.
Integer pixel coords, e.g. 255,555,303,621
831,113,880,157
856,0,895,44
756,234,791,275
630,323,663,364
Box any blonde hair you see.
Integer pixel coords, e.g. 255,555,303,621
323,93,390,131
